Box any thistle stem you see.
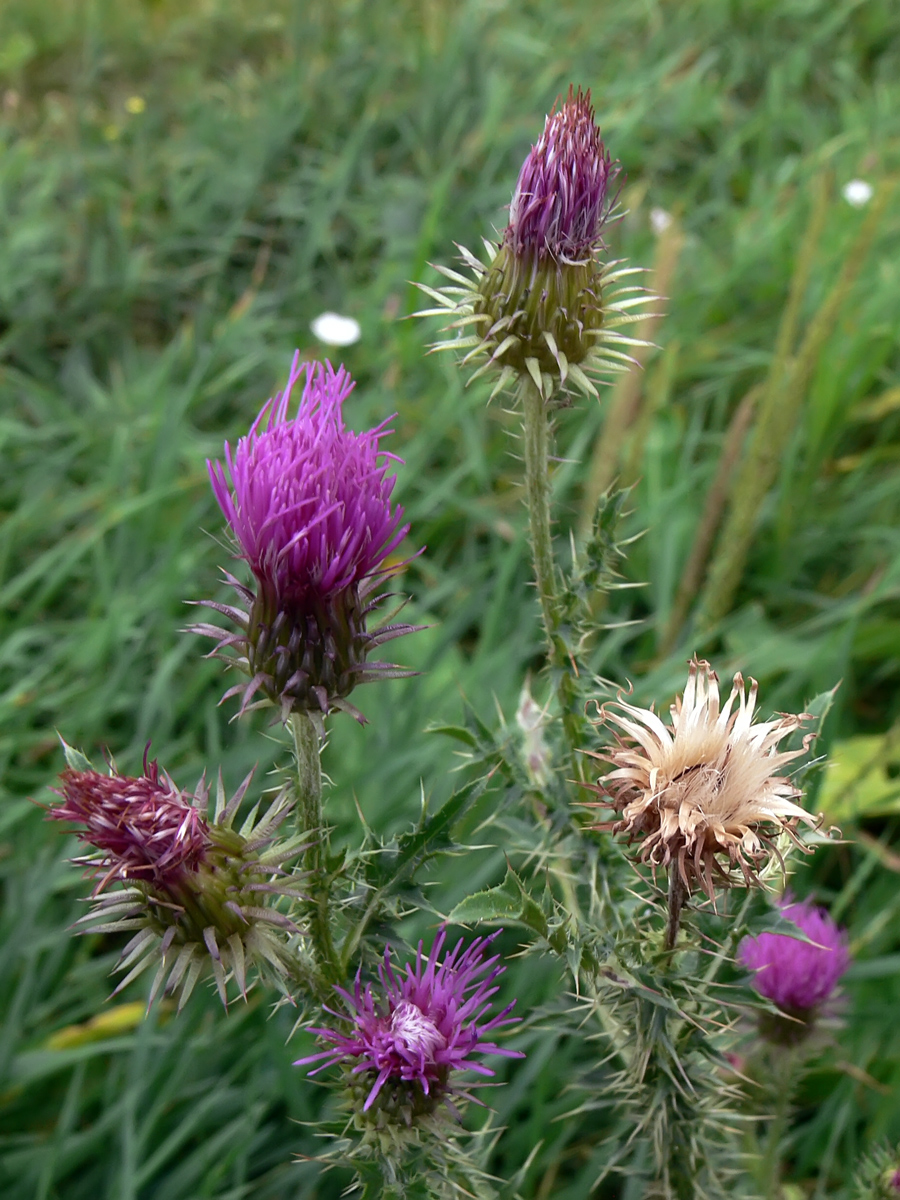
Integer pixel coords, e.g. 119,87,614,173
664,868,687,952
521,376,559,639
290,711,339,992
759,1049,797,1199
520,375,587,785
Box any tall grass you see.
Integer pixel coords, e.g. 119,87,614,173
1,0,899,1195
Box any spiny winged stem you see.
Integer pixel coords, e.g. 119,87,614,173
631,991,705,1200
664,867,688,952
290,711,339,994
520,374,588,785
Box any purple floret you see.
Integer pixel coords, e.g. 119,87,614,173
505,86,619,264
50,752,210,892
739,897,849,1013
295,929,524,1111
208,353,408,606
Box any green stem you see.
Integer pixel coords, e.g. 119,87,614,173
289,711,339,992
520,375,587,784
759,1050,797,1199
521,375,558,647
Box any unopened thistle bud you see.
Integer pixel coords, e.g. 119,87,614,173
416,86,654,401
583,657,820,898
740,896,849,1044
191,353,420,723
295,929,523,1142
49,744,308,1008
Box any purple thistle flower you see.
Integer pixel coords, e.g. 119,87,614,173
739,896,849,1039
505,85,618,265
295,929,524,1115
49,745,309,1009
416,86,652,403
210,355,405,605
192,353,419,722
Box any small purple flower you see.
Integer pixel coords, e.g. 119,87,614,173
193,353,419,721
505,85,618,264
739,896,849,1018
890,1169,900,1193
295,930,524,1114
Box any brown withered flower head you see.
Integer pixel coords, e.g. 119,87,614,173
583,658,820,898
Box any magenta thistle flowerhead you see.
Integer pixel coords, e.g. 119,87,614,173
193,353,419,722
739,896,850,1043
505,85,618,265
49,742,308,1008
295,929,524,1122
416,85,652,402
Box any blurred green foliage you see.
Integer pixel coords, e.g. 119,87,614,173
1,0,899,1195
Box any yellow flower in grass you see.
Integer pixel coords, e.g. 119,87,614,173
584,658,820,898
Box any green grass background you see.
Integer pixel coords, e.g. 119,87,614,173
1,0,899,1195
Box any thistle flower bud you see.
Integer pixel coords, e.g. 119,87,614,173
49,744,309,1008
740,896,849,1044
191,353,420,723
851,1145,900,1199
295,929,523,1134
416,87,654,401
583,657,820,898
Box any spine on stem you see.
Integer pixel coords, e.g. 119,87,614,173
290,711,339,994
520,374,590,786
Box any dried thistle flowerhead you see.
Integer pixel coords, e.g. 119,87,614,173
583,658,819,898
415,86,655,402
49,743,309,1008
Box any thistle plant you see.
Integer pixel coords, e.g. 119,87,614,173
417,89,657,786
47,349,526,1197
414,85,843,1199
42,84,857,1200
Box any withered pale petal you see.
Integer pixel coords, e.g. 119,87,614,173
584,657,819,898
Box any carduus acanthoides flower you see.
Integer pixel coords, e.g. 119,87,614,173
49,742,309,1008
583,657,820,898
295,930,524,1123
416,86,654,401
739,896,849,1043
191,353,419,722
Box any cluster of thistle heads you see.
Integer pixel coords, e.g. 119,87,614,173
47,86,850,1139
